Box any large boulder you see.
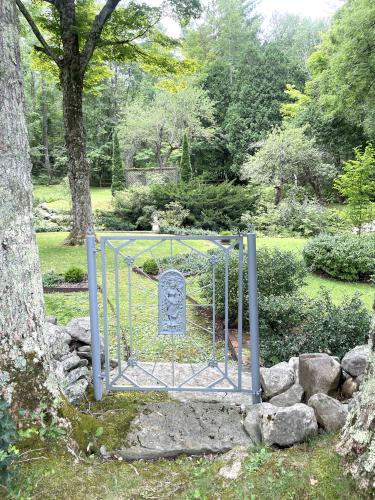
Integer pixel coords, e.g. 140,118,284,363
269,383,304,407
341,345,369,377
259,403,318,447
308,393,348,432
299,353,341,400
260,362,294,399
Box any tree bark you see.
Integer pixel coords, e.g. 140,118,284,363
59,1,93,245
0,0,56,412
340,307,375,490
41,79,52,183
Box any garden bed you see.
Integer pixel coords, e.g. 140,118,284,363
44,281,89,293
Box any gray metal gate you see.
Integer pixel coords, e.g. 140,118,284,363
86,229,261,404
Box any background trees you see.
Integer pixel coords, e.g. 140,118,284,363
18,0,201,244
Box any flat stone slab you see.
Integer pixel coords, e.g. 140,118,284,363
116,402,253,460
110,362,252,405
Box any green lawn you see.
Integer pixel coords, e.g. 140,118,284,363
33,184,112,211
38,232,374,326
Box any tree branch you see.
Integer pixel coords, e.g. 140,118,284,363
80,0,122,74
16,0,60,66
97,19,161,48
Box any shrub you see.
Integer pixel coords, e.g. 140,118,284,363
199,247,307,326
64,266,85,283
42,270,64,287
199,247,370,365
158,251,215,276
107,181,258,232
157,201,190,229
150,181,258,231
142,258,159,275
242,194,329,236
300,290,371,359
303,233,375,281
0,400,18,488
95,210,136,231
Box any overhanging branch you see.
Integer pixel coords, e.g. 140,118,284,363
80,0,122,74
16,0,60,66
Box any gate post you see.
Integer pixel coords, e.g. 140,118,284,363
247,226,262,404
86,227,102,401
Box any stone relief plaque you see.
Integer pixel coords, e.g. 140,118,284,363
158,269,186,336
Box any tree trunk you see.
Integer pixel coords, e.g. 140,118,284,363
340,307,375,490
41,79,52,183
0,0,56,412
59,3,93,245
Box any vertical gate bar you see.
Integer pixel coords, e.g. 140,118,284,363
100,238,111,392
127,263,133,357
86,227,102,401
114,252,122,375
211,263,216,361
224,251,229,376
247,228,261,404
237,236,244,391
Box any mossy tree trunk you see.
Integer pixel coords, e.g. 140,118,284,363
340,309,375,490
0,0,57,413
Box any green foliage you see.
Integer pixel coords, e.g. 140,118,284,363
42,270,64,287
199,247,306,326
150,181,258,231
225,44,305,169
242,126,336,201
199,246,370,365
180,132,192,181
142,259,159,275
110,181,258,231
303,233,375,282
261,291,371,365
158,252,211,276
334,144,375,234
308,0,375,140
300,290,371,359
111,132,125,195
118,87,215,170
242,191,330,237
64,266,85,283
0,401,18,489
157,201,190,229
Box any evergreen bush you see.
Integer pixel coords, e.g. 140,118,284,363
303,233,375,281
64,266,85,283
142,259,159,275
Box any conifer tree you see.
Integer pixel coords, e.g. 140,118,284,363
111,132,125,195
180,132,192,182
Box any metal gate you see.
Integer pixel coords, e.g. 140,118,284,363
86,229,261,404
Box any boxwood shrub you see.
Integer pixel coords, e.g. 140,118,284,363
303,233,375,281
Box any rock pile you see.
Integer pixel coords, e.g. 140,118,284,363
33,203,68,232
46,316,117,403
248,347,369,447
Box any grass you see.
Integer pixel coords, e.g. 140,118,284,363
38,232,374,324
33,184,112,211
12,431,369,499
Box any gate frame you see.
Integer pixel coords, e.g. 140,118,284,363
86,227,261,404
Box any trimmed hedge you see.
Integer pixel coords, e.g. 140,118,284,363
303,233,375,282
